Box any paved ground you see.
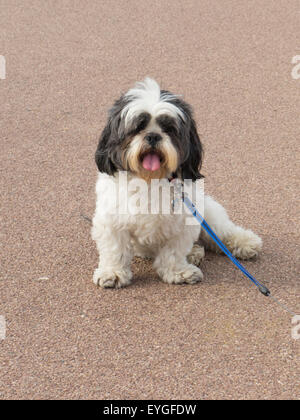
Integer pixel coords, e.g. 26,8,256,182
1,0,299,400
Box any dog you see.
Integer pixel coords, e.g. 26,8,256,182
91,78,262,288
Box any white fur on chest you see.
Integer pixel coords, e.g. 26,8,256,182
93,172,199,247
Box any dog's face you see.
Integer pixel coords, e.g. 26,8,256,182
95,78,203,181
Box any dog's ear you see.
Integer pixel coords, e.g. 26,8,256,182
95,121,118,175
180,118,204,181
95,97,128,175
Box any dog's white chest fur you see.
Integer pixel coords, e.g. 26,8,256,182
93,172,199,248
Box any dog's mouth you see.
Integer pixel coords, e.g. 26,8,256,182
140,150,164,172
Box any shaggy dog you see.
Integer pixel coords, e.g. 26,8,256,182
92,78,262,288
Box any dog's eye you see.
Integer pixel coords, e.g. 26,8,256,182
157,117,178,135
128,112,151,135
136,118,148,131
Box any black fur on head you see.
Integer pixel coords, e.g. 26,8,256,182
95,96,128,175
95,81,204,181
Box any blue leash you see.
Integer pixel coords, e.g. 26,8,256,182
171,181,297,316
182,193,270,296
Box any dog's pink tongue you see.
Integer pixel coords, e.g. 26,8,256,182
142,153,161,171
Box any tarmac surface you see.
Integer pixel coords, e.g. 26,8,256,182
0,0,299,400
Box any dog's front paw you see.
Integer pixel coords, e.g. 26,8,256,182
224,228,262,260
160,265,203,285
93,268,132,288
187,244,205,266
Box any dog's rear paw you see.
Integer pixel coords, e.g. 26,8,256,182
160,265,203,285
93,268,132,288
187,244,205,266
224,228,262,260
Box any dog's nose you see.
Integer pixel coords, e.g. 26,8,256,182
145,132,162,147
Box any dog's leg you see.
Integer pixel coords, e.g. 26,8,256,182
200,195,262,259
92,224,133,288
153,231,203,284
187,243,205,266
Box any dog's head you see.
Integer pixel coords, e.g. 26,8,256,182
95,78,204,181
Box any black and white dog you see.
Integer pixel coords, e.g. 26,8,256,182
92,78,262,288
